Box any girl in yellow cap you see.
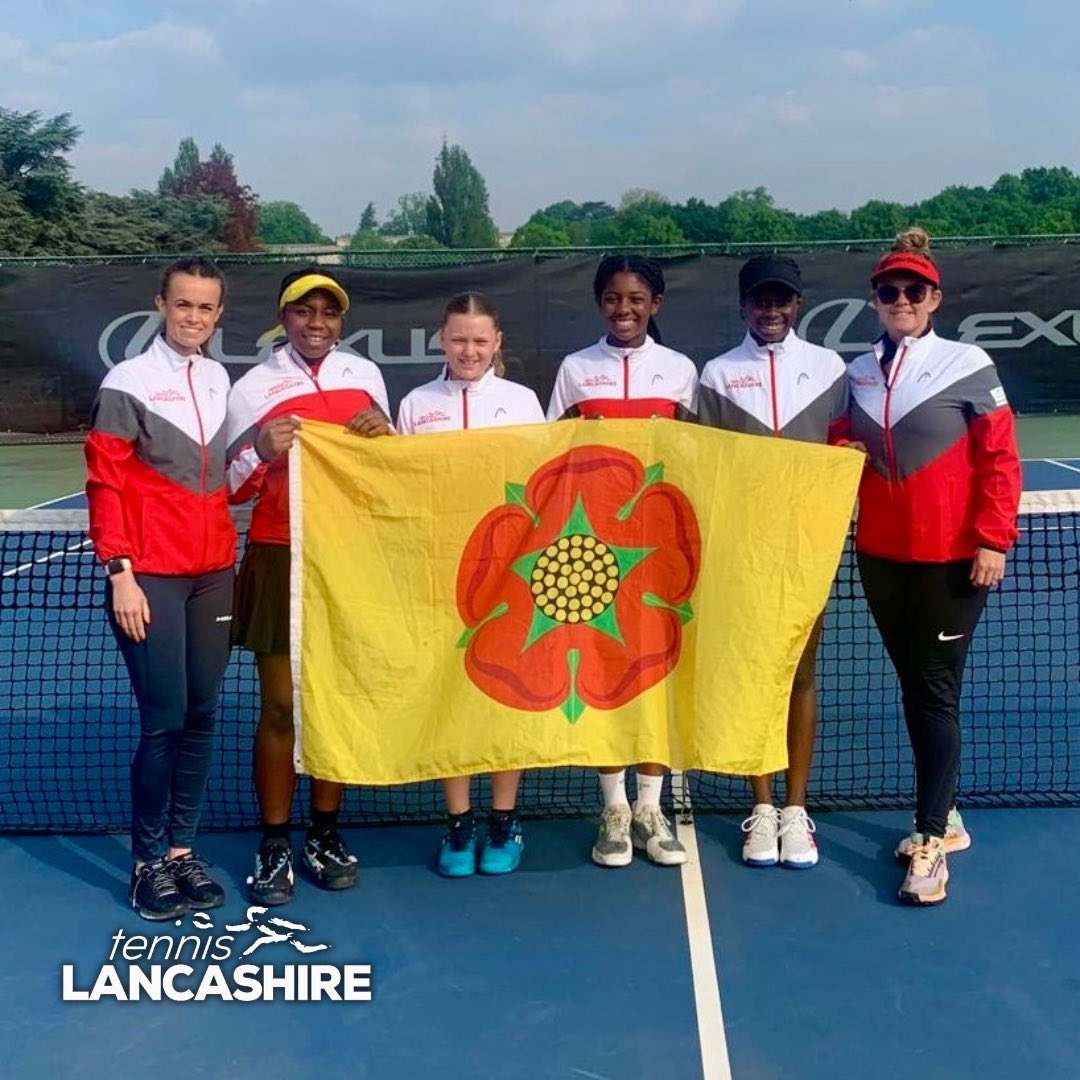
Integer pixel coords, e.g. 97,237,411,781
226,267,392,905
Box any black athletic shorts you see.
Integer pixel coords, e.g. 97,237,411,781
232,541,290,655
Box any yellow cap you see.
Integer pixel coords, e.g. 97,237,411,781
277,273,350,314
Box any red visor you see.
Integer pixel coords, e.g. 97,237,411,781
870,251,941,288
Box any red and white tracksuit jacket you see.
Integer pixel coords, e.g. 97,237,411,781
698,330,849,444
85,335,235,575
847,330,1021,562
396,365,545,433
546,336,698,421
226,344,390,546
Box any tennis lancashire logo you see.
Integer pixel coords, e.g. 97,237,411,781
61,910,372,1003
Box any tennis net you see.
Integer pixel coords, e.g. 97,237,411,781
1,494,1077,832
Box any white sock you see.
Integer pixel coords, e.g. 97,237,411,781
634,771,664,812
598,770,629,808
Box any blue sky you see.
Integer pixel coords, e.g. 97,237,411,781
2,0,1078,235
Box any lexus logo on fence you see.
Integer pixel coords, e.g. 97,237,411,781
96,313,445,370
96,304,1080,371
799,300,1080,354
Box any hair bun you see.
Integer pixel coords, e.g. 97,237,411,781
893,226,931,255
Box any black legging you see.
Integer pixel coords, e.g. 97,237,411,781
856,554,989,838
108,569,234,863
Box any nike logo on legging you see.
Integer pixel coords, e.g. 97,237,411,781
937,631,964,641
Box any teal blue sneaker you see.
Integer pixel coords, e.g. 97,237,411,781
479,813,523,875
437,814,477,878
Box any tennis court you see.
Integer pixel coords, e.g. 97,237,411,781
1,420,1078,1079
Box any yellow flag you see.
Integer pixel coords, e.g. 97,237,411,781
290,418,862,784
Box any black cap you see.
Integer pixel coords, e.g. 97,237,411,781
738,255,802,298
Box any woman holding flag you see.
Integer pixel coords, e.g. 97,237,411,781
698,254,849,870
226,267,392,906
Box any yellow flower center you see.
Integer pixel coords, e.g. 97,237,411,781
530,534,620,624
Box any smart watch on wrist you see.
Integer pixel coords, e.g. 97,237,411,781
105,557,133,576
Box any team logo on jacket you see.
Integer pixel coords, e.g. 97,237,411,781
797,372,809,384
724,375,763,391
852,375,878,387
150,389,186,403
495,408,507,419
581,375,618,388
416,409,453,426
264,378,308,400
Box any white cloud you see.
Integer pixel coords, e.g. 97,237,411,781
52,21,220,63
2,3,1079,235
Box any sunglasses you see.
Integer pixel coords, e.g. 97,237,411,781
874,283,931,304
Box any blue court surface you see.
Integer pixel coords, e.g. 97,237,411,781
1022,457,1080,491
2,812,1079,1079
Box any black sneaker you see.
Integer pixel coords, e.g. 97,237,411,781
130,857,189,921
247,839,295,906
302,827,359,890
168,852,225,910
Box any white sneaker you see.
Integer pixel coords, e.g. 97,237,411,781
895,807,971,861
591,805,633,867
778,805,818,868
631,805,687,866
741,803,780,866
898,835,949,905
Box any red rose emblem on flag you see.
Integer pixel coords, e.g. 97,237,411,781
456,446,701,722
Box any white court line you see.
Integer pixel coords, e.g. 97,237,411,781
672,769,732,1080
1042,458,1080,476
27,490,86,510
2,536,92,578
3,493,92,577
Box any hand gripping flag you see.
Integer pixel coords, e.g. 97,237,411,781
289,418,862,783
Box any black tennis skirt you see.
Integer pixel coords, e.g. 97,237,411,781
232,542,291,655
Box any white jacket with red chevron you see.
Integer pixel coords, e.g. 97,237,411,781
396,365,545,433
85,335,236,575
848,329,1021,562
546,336,698,421
226,344,390,545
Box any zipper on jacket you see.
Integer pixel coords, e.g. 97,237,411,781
768,349,780,436
187,359,211,568
462,386,469,429
622,354,630,402
882,344,908,483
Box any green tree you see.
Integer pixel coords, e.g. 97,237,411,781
159,139,260,250
258,201,330,245
157,136,200,195
393,233,445,249
0,183,39,254
849,199,911,240
358,201,378,231
796,209,852,241
0,106,84,231
83,191,227,253
593,190,686,245
672,197,726,243
380,192,429,236
510,220,573,247
426,140,499,248
348,228,391,250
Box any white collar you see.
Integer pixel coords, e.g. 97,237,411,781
440,363,498,394
597,334,655,360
